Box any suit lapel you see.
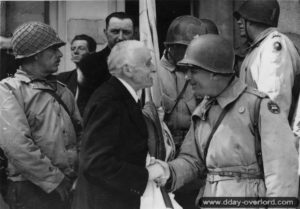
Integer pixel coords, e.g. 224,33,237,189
110,77,148,137
125,99,148,137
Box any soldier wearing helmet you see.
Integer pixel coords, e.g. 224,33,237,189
151,34,298,202
234,0,300,121
0,22,82,209
157,15,218,209
159,15,219,152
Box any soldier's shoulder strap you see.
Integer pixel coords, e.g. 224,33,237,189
245,87,266,178
203,100,236,172
253,96,264,179
245,87,268,99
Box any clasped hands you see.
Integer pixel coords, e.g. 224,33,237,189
146,157,170,187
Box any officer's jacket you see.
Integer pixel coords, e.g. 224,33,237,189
168,77,298,198
158,54,197,144
0,69,82,193
240,28,300,118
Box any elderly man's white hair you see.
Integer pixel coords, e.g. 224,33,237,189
107,40,146,75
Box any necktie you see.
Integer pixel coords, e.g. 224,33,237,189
137,99,142,109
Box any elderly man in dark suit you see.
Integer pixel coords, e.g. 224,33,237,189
72,40,165,209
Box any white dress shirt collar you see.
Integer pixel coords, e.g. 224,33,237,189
117,77,139,102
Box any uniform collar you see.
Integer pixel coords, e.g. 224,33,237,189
247,27,277,50
160,53,176,72
14,68,61,90
14,69,38,83
216,77,247,109
192,77,247,118
15,68,57,83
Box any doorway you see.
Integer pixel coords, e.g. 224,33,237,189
125,0,192,55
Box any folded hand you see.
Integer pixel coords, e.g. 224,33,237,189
146,159,170,187
153,159,170,187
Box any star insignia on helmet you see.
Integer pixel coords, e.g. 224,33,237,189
267,101,280,114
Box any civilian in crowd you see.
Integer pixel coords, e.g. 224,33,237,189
0,36,17,80
77,12,135,115
57,34,96,115
73,40,164,209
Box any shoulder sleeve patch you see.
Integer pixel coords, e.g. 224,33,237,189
267,100,280,114
273,41,282,51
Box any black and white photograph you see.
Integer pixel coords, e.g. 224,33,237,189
0,0,300,209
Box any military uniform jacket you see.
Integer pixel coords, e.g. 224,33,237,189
0,69,82,193
158,54,197,145
239,28,300,117
168,77,298,199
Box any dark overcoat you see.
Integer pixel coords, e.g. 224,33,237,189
73,76,149,209
56,69,90,115
57,69,77,95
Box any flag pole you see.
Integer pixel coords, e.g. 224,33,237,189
139,1,174,209
139,0,162,107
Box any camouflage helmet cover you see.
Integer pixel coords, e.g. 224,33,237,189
11,21,65,59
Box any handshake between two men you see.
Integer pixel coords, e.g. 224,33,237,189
146,158,170,187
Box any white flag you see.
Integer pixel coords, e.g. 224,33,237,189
139,0,162,107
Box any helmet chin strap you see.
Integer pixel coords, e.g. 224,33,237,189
165,47,176,66
244,19,252,43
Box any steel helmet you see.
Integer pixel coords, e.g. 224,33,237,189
11,21,65,59
164,16,208,46
200,19,219,35
233,0,280,27
178,34,235,75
